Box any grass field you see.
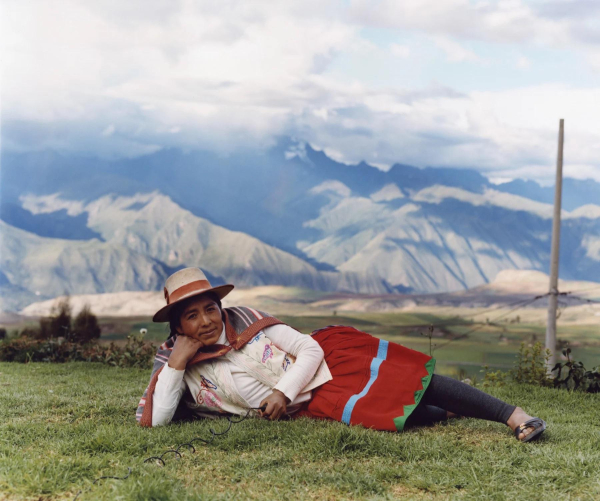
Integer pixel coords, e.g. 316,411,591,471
1,362,600,500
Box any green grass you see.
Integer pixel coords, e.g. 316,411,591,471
1,362,600,500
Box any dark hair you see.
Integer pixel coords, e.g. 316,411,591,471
167,291,223,339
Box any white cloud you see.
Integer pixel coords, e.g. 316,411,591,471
433,36,479,62
516,55,531,69
348,0,572,46
390,43,411,58
101,124,115,136
2,0,600,184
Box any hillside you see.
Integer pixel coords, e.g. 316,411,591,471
18,270,600,326
2,140,600,308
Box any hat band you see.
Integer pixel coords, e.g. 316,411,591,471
167,279,212,304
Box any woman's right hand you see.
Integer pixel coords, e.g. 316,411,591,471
168,335,204,370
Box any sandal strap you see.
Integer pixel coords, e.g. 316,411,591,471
514,417,545,440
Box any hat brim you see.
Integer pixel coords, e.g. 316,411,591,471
152,284,234,323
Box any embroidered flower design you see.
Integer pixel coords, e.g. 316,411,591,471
200,375,217,390
262,344,273,363
282,355,291,371
202,390,222,408
197,389,222,408
247,333,261,345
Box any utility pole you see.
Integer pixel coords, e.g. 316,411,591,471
546,119,564,372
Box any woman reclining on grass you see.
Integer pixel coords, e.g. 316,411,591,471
137,268,546,442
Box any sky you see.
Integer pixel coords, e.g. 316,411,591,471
2,0,600,184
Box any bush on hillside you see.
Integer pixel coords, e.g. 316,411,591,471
35,297,72,340
72,304,101,344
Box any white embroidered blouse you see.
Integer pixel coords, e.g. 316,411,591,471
152,324,325,426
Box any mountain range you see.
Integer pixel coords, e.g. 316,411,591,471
1,138,599,311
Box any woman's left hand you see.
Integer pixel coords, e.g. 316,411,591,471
258,390,289,420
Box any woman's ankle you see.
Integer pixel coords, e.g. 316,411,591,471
506,407,532,430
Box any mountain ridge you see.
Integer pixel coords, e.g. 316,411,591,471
1,139,599,311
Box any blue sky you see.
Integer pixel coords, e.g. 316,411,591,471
2,0,600,184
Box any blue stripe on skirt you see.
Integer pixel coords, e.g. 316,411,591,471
341,339,389,424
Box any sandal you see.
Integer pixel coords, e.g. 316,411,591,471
514,417,546,443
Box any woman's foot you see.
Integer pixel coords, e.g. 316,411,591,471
507,407,543,441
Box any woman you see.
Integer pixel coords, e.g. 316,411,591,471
137,268,546,442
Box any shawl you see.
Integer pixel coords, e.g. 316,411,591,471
136,306,284,427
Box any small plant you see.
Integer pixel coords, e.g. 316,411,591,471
511,341,552,387
480,365,508,388
420,325,436,356
552,348,600,393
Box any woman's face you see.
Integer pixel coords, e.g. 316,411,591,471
176,294,223,346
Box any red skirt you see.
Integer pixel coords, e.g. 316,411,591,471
296,325,435,431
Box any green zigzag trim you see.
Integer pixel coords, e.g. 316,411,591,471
393,357,436,432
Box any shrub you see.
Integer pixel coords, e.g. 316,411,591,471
36,297,72,340
0,328,6,340
480,366,508,389
0,334,156,368
512,341,553,387
0,298,155,368
81,332,155,368
552,348,600,393
0,337,80,363
72,304,101,344
480,342,599,394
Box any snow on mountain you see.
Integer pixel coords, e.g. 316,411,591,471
21,193,86,216
581,235,600,261
564,204,600,220
411,186,558,219
371,183,405,202
309,180,352,198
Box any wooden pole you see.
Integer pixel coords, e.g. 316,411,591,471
546,119,564,372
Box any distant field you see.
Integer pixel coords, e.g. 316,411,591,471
87,309,600,379
2,362,599,500
3,306,598,379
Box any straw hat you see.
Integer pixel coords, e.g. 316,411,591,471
153,267,234,322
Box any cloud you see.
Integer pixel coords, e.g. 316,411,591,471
348,0,571,46
516,55,531,69
2,0,600,184
390,43,410,58
101,125,115,137
432,36,479,63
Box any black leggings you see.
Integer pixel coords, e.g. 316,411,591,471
404,374,516,428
